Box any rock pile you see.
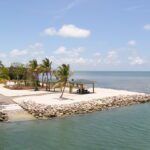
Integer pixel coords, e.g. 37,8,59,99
20,94,150,119
0,112,8,122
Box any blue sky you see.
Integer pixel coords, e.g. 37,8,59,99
0,0,150,70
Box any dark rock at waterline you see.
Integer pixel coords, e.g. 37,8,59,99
0,112,8,122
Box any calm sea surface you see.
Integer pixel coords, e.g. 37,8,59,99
1,71,150,150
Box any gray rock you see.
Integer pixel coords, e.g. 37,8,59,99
19,95,150,119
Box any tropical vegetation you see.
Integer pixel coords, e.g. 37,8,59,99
57,64,71,98
0,58,72,97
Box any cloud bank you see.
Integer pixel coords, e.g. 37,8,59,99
43,24,91,38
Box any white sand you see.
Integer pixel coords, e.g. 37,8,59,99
0,84,145,107
0,85,145,121
0,104,35,121
13,88,145,106
0,104,22,111
0,84,49,97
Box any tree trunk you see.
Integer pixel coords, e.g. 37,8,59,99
60,80,67,99
46,72,48,90
24,80,26,86
16,74,19,87
41,73,44,87
34,72,39,91
46,72,48,82
50,71,52,80
49,71,52,91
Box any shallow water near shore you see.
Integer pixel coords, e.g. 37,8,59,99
1,71,150,150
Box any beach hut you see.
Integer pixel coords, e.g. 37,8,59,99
69,79,95,94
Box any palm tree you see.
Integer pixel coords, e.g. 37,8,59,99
28,59,40,91
57,64,70,98
42,58,52,90
53,69,59,80
39,64,45,88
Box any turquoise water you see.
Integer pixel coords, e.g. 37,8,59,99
1,71,150,150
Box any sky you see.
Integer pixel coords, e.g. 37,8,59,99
0,0,150,71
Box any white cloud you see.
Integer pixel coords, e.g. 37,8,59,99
144,24,150,31
54,46,67,55
58,24,90,38
43,27,56,36
92,52,101,65
1,41,148,69
9,43,44,58
128,40,136,46
54,46,84,57
0,52,7,58
93,52,101,57
75,57,87,64
52,46,87,65
10,49,28,57
52,50,102,66
29,43,44,55
104,50,120,65
6,42,45,66
128,56,144,65
44,24,91,38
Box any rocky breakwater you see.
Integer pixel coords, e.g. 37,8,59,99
0,111,8,122
19,94,150,119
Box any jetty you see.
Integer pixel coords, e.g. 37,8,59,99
0,84,150,121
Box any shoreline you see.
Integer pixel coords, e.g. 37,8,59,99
18,94,150,119
0,104,36,122
0,84,150,122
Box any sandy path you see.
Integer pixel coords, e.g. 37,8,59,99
0,94,15,105
0,84,49,97
0,88,35,122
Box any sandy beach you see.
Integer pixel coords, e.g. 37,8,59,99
0,85,36,121
13,88,145,106
0,83,149,121
0,84,48,97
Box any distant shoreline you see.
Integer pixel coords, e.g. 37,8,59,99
75,70,150,72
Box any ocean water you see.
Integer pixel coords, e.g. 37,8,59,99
0,71,150,150
73,71,150,93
